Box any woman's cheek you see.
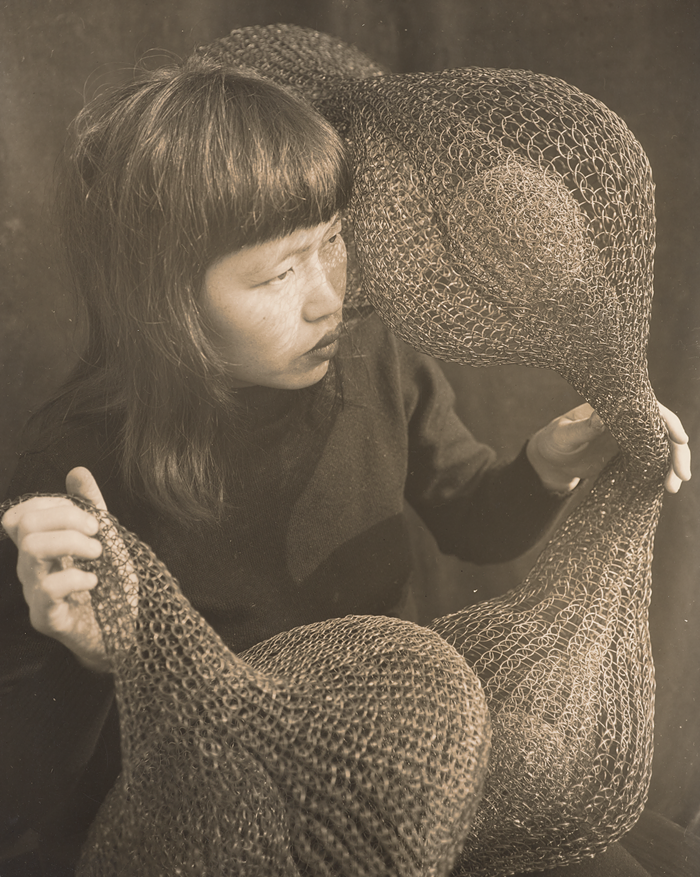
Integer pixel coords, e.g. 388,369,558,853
248,291,301,346
322,239,348,297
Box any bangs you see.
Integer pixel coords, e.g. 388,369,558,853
54,62,352,523
65,66,352,294
151,69,353,265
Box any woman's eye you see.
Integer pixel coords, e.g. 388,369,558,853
325,227,344,248
261,268,294,286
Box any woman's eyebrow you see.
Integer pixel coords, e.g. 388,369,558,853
242,216,343,279
272,216,343,261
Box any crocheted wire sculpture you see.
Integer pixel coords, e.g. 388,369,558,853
0,24,672,877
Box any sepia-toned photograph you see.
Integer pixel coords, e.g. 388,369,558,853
1,2,698,875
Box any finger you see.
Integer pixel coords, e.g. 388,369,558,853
664,468,683,494
30,574,100,638
41,567,99,602
15,504,99,542
2,496,79,539
554,409,607,452
19,530,103,566
658,403,689,445
66,467,108,511
563,403,595,423
670,440,692,483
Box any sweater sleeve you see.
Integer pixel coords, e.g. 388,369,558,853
0,442,119,854
400,344,571,564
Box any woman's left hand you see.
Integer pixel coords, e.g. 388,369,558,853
526,402,691,494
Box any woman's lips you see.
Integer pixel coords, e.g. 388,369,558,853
310,325,343,352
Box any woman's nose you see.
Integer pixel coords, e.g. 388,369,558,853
302,256,347,323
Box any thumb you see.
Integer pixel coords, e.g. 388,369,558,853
552,406,606,454
65,467,108,511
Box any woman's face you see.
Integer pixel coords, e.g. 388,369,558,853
202,216,347,390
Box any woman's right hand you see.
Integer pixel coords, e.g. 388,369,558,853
1,467,110,672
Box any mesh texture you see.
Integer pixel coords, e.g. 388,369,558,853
17,500,489,876
0,23,672,877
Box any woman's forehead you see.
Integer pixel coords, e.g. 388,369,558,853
226,217,341,276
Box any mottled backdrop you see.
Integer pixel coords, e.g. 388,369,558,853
1,0,698,830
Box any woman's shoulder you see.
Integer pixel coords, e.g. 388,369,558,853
339,313,400,395
342,312,418,374
339,312,457,427
343,312,452,391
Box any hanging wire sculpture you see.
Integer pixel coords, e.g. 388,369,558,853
0,24,672,877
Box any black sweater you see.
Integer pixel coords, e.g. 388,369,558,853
0,315,567,865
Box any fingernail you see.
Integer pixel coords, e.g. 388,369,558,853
590,412,605,430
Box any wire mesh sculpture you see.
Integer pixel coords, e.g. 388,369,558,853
0,24,671,877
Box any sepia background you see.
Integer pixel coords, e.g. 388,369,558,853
1,0,698,832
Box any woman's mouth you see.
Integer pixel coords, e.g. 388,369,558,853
309,325,344,354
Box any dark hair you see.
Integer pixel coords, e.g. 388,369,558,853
41,62,352,522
